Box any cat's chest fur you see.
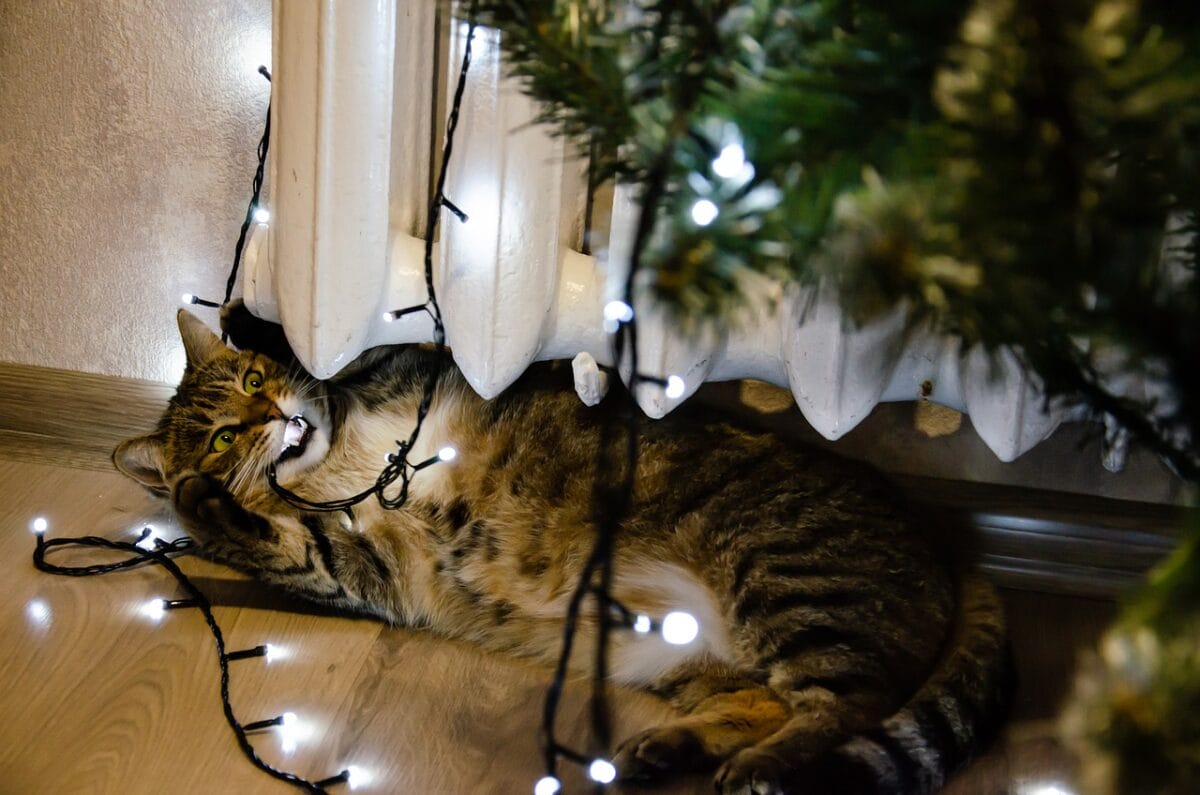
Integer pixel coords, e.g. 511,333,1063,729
308,397,464,503
290,396,563,609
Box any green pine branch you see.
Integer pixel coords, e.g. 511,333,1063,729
472,0,1199,482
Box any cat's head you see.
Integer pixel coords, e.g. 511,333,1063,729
113,309,331,500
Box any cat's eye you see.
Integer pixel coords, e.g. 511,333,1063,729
243,370,264,394
211,428,237,453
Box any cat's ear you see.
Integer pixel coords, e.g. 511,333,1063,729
113,434,168,494
177,308,227,368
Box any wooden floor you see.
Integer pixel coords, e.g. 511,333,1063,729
0,455,1106,794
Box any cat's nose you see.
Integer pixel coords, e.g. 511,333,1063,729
248,395,285,424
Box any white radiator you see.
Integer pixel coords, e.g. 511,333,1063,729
241,0,1119,467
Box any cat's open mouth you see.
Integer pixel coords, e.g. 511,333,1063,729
278,415,314,462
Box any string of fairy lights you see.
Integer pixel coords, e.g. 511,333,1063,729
531,136,700,795
31,524,364,792
30,7,703,794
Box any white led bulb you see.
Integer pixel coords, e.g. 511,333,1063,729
136,526,162,550
278,711,309,755
712,143,748,179
661,611,699,645
141,598,167,621
691,199,718,226
588,759,617,784
603,300,634,323
346,764,372,790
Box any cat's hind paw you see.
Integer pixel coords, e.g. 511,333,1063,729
613,725,711,782
714,748,794,795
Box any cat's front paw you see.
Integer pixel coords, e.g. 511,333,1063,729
614,725,711,782
714,748,794,795
172,472,268,540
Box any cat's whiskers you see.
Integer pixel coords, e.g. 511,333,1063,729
228,454,255,500
228,431,275,500
291,379,318,399
290,378,327,407
283,358,302,383
288,360,314,391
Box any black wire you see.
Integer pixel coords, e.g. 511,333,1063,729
222,66,273,344
392,8,479,505
539,141,677,784
539,530,611,775
266,14,478,515
32,529,333,794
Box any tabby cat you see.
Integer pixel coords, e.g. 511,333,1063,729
113,307,1010,794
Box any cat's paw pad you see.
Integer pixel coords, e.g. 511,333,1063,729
614,725,709,782
174,473,222,514
173,473,248,531
714,748,793,795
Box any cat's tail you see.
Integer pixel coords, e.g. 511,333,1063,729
805,571,1014,793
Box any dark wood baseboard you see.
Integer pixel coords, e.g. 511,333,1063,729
898,475,1184,599
0,361,1188,598
0,361,173,471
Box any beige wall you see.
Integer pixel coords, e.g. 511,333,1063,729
0,0,271,383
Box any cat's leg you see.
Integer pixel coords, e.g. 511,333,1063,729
613,661,791,781
713,691,881,794
173,472,401,618
711,655,895,795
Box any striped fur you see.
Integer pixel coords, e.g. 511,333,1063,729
112,307,1011,794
